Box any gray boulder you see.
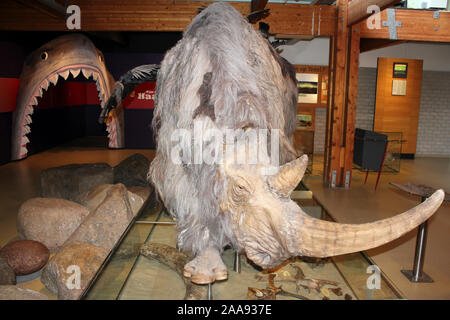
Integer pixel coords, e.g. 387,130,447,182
64,184,136,251
0,285,48,300
114,153,150,187
0,257,15,285
17,197,89,252
78,184,144,217
41,242,108,300
40,163,113,202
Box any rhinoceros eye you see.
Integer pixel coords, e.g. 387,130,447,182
230,177,252,203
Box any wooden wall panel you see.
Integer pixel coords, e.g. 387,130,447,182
373,58,423,155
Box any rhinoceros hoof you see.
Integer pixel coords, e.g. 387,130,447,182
183,247,228,285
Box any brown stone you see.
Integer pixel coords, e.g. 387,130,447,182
0,257,15,285
113,153,150,187
41,242,108,300
65,184,135,251
40,163,113,202
79,184,144,216
0,285,48,300
0,240,49,275
17,197,89,252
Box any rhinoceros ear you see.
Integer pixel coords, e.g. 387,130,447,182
268,154,308,197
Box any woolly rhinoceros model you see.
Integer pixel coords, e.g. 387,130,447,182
146,3,444,284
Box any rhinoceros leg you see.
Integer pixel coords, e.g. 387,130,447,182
183,246,228,284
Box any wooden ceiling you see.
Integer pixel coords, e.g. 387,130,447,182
0,0,336,37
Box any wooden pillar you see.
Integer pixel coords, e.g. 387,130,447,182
343,26,360,187
324,1,361,188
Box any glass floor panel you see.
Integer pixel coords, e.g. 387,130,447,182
83,185,403,300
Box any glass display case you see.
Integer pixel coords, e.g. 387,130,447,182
82,185,403,300
379,131,404,173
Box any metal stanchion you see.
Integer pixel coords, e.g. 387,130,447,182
400,196,434,283
233,250,241,273
207,283,213,300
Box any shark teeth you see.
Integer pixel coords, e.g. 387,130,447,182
21,66,111,158
59,70,70,80
106,117,118,147
82,69,93,79
49,74,59,86
25,114,32,124
31,96,38,106
25,104,34,116
70,68,81,78
98,92,104,103
41,79,49,91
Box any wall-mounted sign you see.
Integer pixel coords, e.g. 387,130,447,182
393,62,408,78
296,73,319,104
122,81,156,109
297,113,313,129
392,79,407,96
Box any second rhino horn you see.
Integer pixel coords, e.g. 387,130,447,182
268,154,308,197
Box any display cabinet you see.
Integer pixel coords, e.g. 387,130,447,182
82,185,403,300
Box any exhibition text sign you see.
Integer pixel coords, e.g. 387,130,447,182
122,81,156,109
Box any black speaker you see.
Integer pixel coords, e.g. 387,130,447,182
353,128,388,171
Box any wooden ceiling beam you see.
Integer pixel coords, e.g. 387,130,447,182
0,0,336,36
360,38,405,53
347,0,401,26
12,0,65,19
358,8,450,43
251,0,269,12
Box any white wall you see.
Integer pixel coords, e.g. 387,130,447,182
359,42,450,71
279,38,450,72
279,37,330,66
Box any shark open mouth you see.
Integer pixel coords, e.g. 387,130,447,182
16,63,119,159
11,33,123,161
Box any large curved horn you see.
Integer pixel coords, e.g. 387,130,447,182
268,155,308,197
292,189,444,257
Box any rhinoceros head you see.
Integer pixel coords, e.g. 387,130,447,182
219,152,444,269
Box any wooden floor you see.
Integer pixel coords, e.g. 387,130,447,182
304,155,450,300
0,143,448,299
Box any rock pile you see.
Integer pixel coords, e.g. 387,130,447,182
0,154,152,300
